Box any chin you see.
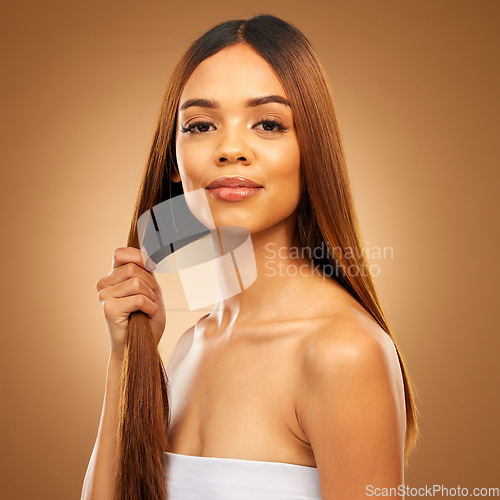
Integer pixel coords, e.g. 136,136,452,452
211,214,261,233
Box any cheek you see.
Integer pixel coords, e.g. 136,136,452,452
260,140,302,223
175,141,208,188
269,141,301,191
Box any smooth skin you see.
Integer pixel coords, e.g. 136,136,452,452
82,43,406,500
168,43,406,499
173,48,301,235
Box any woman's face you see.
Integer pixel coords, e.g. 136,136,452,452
174,43,301,234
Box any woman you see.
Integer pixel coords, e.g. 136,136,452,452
82,14,419,500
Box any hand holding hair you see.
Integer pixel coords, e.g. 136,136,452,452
95,246,166,360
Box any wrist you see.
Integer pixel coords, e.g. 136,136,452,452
108,349,125,365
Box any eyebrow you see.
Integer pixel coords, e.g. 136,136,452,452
179,94,291,111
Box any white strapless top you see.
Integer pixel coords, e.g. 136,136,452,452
165,451,322,499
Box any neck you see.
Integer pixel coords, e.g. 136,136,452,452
206,211,322,332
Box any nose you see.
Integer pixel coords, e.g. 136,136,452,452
214,126,253,166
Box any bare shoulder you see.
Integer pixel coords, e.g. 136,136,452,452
295,310,405,418
165,313,213,375
165,324,196,376
293,310,406,495
295,274,402,384
298,312,402,388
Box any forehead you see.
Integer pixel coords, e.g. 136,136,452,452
179,44,286,104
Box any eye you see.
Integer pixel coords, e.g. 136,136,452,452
180,121,215,134
253,119,288,134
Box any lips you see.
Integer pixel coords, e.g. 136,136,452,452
206,176,263,189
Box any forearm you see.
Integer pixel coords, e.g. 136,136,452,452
81,353,123,500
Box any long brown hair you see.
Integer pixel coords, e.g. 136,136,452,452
116,13,420,499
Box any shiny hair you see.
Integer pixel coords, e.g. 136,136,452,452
117,13,419,499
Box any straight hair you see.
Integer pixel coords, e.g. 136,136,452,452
116,13,420,499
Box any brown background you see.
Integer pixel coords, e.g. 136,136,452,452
1,0,498,498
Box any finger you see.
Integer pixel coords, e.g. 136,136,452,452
104,294,158,322
98,276,157,304
112,246,155,273
97,262,159,296
96,247,158,293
